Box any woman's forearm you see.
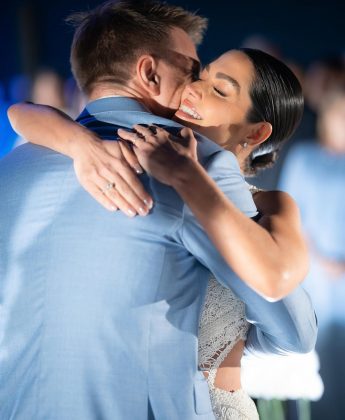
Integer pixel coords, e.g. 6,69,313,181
7,103,153,215
7,103,96,158
171,159,308,300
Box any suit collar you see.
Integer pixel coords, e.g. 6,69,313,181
78,96,224,157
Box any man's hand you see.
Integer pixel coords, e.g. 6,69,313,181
71,134,153,216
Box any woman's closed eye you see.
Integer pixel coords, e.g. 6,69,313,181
213,87,227,97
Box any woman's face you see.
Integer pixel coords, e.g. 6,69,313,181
174,50,255,152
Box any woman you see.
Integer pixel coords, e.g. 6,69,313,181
8,48,309,419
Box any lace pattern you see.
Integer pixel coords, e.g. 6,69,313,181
197,184,261,419
198,279,259,419
198,278,249,371
210,388,259,420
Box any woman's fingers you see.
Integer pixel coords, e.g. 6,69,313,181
118,125,169,147
179,127,195,141
118,141,143,174
132,124,165,145
117,129,156,152
94,140,151,203
83,179,118,213
117,125,198,186
83,174,136,217
73,149,153,215
178,127,198,161
104,142,153,210
99,165,152,215
117,128,145,146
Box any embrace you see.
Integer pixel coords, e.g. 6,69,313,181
1,1,317,419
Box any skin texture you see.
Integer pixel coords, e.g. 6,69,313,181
174,51,272,160
119,123,307,390
8,27,200,216
119,123,308,300
88,27,200,119
8,41,308,393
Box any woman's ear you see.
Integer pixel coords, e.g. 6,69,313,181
246,121,273,146
136,55,160,96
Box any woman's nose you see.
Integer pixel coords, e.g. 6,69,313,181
185,82,202,100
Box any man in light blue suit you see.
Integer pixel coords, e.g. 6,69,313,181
0,1,316,419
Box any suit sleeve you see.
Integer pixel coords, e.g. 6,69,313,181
178,150,317,355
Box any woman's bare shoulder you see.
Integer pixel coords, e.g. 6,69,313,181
253,189,299,218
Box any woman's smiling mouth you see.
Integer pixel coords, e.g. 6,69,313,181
177,100,202,120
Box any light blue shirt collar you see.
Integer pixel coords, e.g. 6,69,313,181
80,96,224,157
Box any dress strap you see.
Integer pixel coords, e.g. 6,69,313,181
246,183,263,195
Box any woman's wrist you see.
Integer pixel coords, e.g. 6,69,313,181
170,158,204,192
67,125,100,160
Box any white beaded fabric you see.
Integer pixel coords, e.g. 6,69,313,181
198,277,259,420
197,183,261,419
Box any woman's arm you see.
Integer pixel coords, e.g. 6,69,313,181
119,124,309,300
7,103,153,216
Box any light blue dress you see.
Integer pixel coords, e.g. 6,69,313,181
279,141,345,327
0,97,317,419
279,141,345,420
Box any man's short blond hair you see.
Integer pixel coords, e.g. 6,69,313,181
67,0,208,94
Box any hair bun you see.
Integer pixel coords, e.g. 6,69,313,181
244,150,278,177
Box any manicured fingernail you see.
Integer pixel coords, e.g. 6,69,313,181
110,205,117,212
135,167,143,174
138,207,148,216
144,199,153,209
127,209,136,217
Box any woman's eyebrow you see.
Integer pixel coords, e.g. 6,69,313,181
203,64,241,93
215,72,241,93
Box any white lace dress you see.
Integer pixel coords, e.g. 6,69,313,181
198,278,259,419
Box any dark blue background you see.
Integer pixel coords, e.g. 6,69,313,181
1,0,344,83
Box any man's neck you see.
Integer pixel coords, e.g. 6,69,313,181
88,83,141,102
87,82,176,119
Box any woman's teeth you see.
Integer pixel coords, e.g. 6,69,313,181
179,104,202,120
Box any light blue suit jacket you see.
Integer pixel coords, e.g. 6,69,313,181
0,97,317,419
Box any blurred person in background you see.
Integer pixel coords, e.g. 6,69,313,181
304,57,345,114
296,56,345,143
13,69,73,149
251,55,345,191
31,68,66,110
64,76,86,118
279,87,345,420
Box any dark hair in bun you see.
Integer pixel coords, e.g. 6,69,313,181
244,150,278,177
239,48,304,176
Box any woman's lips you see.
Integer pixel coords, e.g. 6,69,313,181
176,99,202,120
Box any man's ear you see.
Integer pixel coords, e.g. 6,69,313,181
136,55,160,96
246,121,272,146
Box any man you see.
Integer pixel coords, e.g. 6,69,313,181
0,1,316,419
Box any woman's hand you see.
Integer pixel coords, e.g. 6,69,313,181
117,124,198,186
8,102,153,217
70,133,153,216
